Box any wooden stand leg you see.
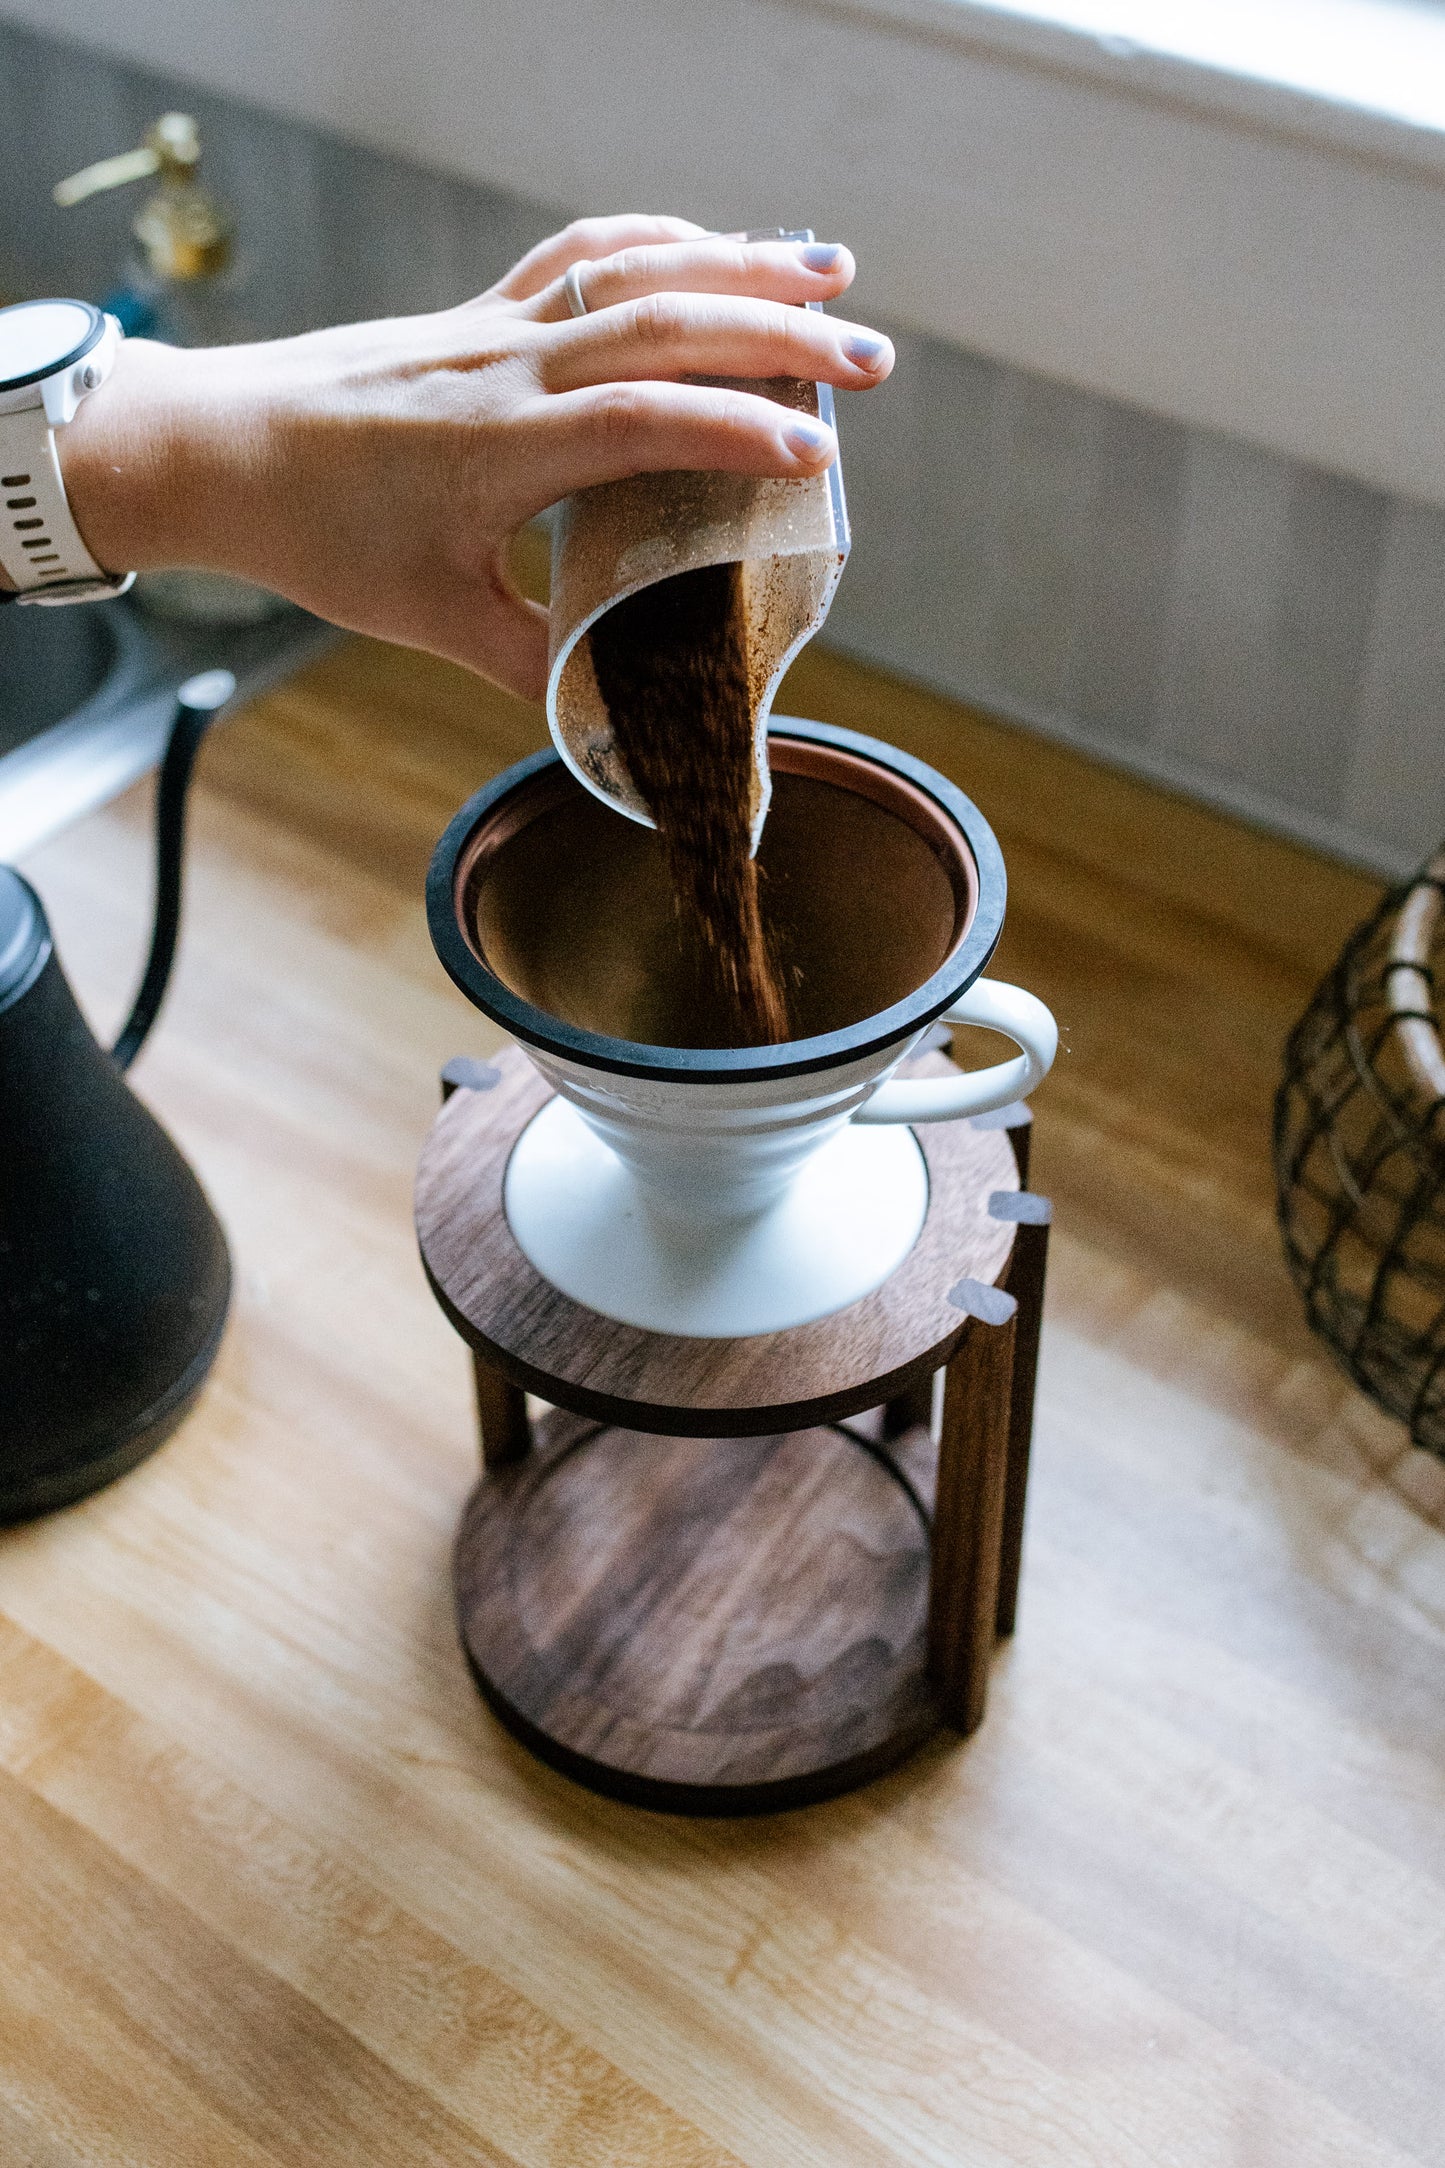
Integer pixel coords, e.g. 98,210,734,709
927,1311,1016,1733
881,1373,934,1440
472,1354,530,1469
996,1216,1049,1638
439,1064,530,1470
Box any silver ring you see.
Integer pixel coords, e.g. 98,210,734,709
564,263,589,318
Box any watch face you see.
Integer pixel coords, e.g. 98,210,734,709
0,299,104,393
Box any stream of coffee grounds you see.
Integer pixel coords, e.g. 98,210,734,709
587,560,792,1046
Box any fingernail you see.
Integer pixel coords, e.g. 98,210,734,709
800,242,843,271
786,419,834,461
846,333,889,369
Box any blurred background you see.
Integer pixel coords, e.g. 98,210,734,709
3,0,1443,873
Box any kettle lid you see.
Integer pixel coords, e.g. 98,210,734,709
0,868,49,1012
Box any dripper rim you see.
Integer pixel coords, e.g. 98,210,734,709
425,716,1006,1084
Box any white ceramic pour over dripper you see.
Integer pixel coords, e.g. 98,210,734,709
502,979,1053,1337
426,722,1058,1339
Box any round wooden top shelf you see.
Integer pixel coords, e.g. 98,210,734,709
415,1045,1020,1437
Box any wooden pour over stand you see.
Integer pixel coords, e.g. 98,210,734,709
416,1041,1049,1815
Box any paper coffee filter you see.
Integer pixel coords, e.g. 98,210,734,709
546,372,849,851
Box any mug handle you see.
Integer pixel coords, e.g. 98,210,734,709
853,979,1058,1126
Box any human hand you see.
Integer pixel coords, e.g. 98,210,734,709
57,215,894,699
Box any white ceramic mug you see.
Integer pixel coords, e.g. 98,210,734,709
428,719,1057,1336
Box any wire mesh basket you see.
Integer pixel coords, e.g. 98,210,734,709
1274,851,1445,1458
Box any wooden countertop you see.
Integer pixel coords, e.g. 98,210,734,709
5,626,1443,2166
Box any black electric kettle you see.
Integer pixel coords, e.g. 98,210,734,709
0,670,233,1520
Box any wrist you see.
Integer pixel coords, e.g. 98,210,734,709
56,337,298,593
55,340,227,580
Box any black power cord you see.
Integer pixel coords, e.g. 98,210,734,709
112,667,235,1071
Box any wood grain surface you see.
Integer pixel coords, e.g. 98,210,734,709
5,596,1444,2165
416,1045,1017,1433
454,1409,941,1812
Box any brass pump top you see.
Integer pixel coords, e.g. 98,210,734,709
54,114,233,283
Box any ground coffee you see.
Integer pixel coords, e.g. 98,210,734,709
587,560,792,1046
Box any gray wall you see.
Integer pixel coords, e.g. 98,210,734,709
3,19,1441,876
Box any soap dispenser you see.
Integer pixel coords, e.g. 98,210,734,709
54,113,281,625
55,111,237,348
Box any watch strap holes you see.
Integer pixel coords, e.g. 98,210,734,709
1,474,30,488
5,497,36,510
12,517,43,531
20,538,53,550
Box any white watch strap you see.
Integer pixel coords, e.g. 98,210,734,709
0,403,112,596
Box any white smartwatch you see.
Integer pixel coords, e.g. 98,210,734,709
0,298,136,607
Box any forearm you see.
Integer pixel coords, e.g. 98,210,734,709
62,339,277,580
0,339,277,595
9,330,419,630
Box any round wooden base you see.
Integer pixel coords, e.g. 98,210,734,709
454,1411,941,1814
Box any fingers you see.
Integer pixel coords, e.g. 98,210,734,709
534,290,893,395
526,236,856,323
502,380,839,522
492,215,707,302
